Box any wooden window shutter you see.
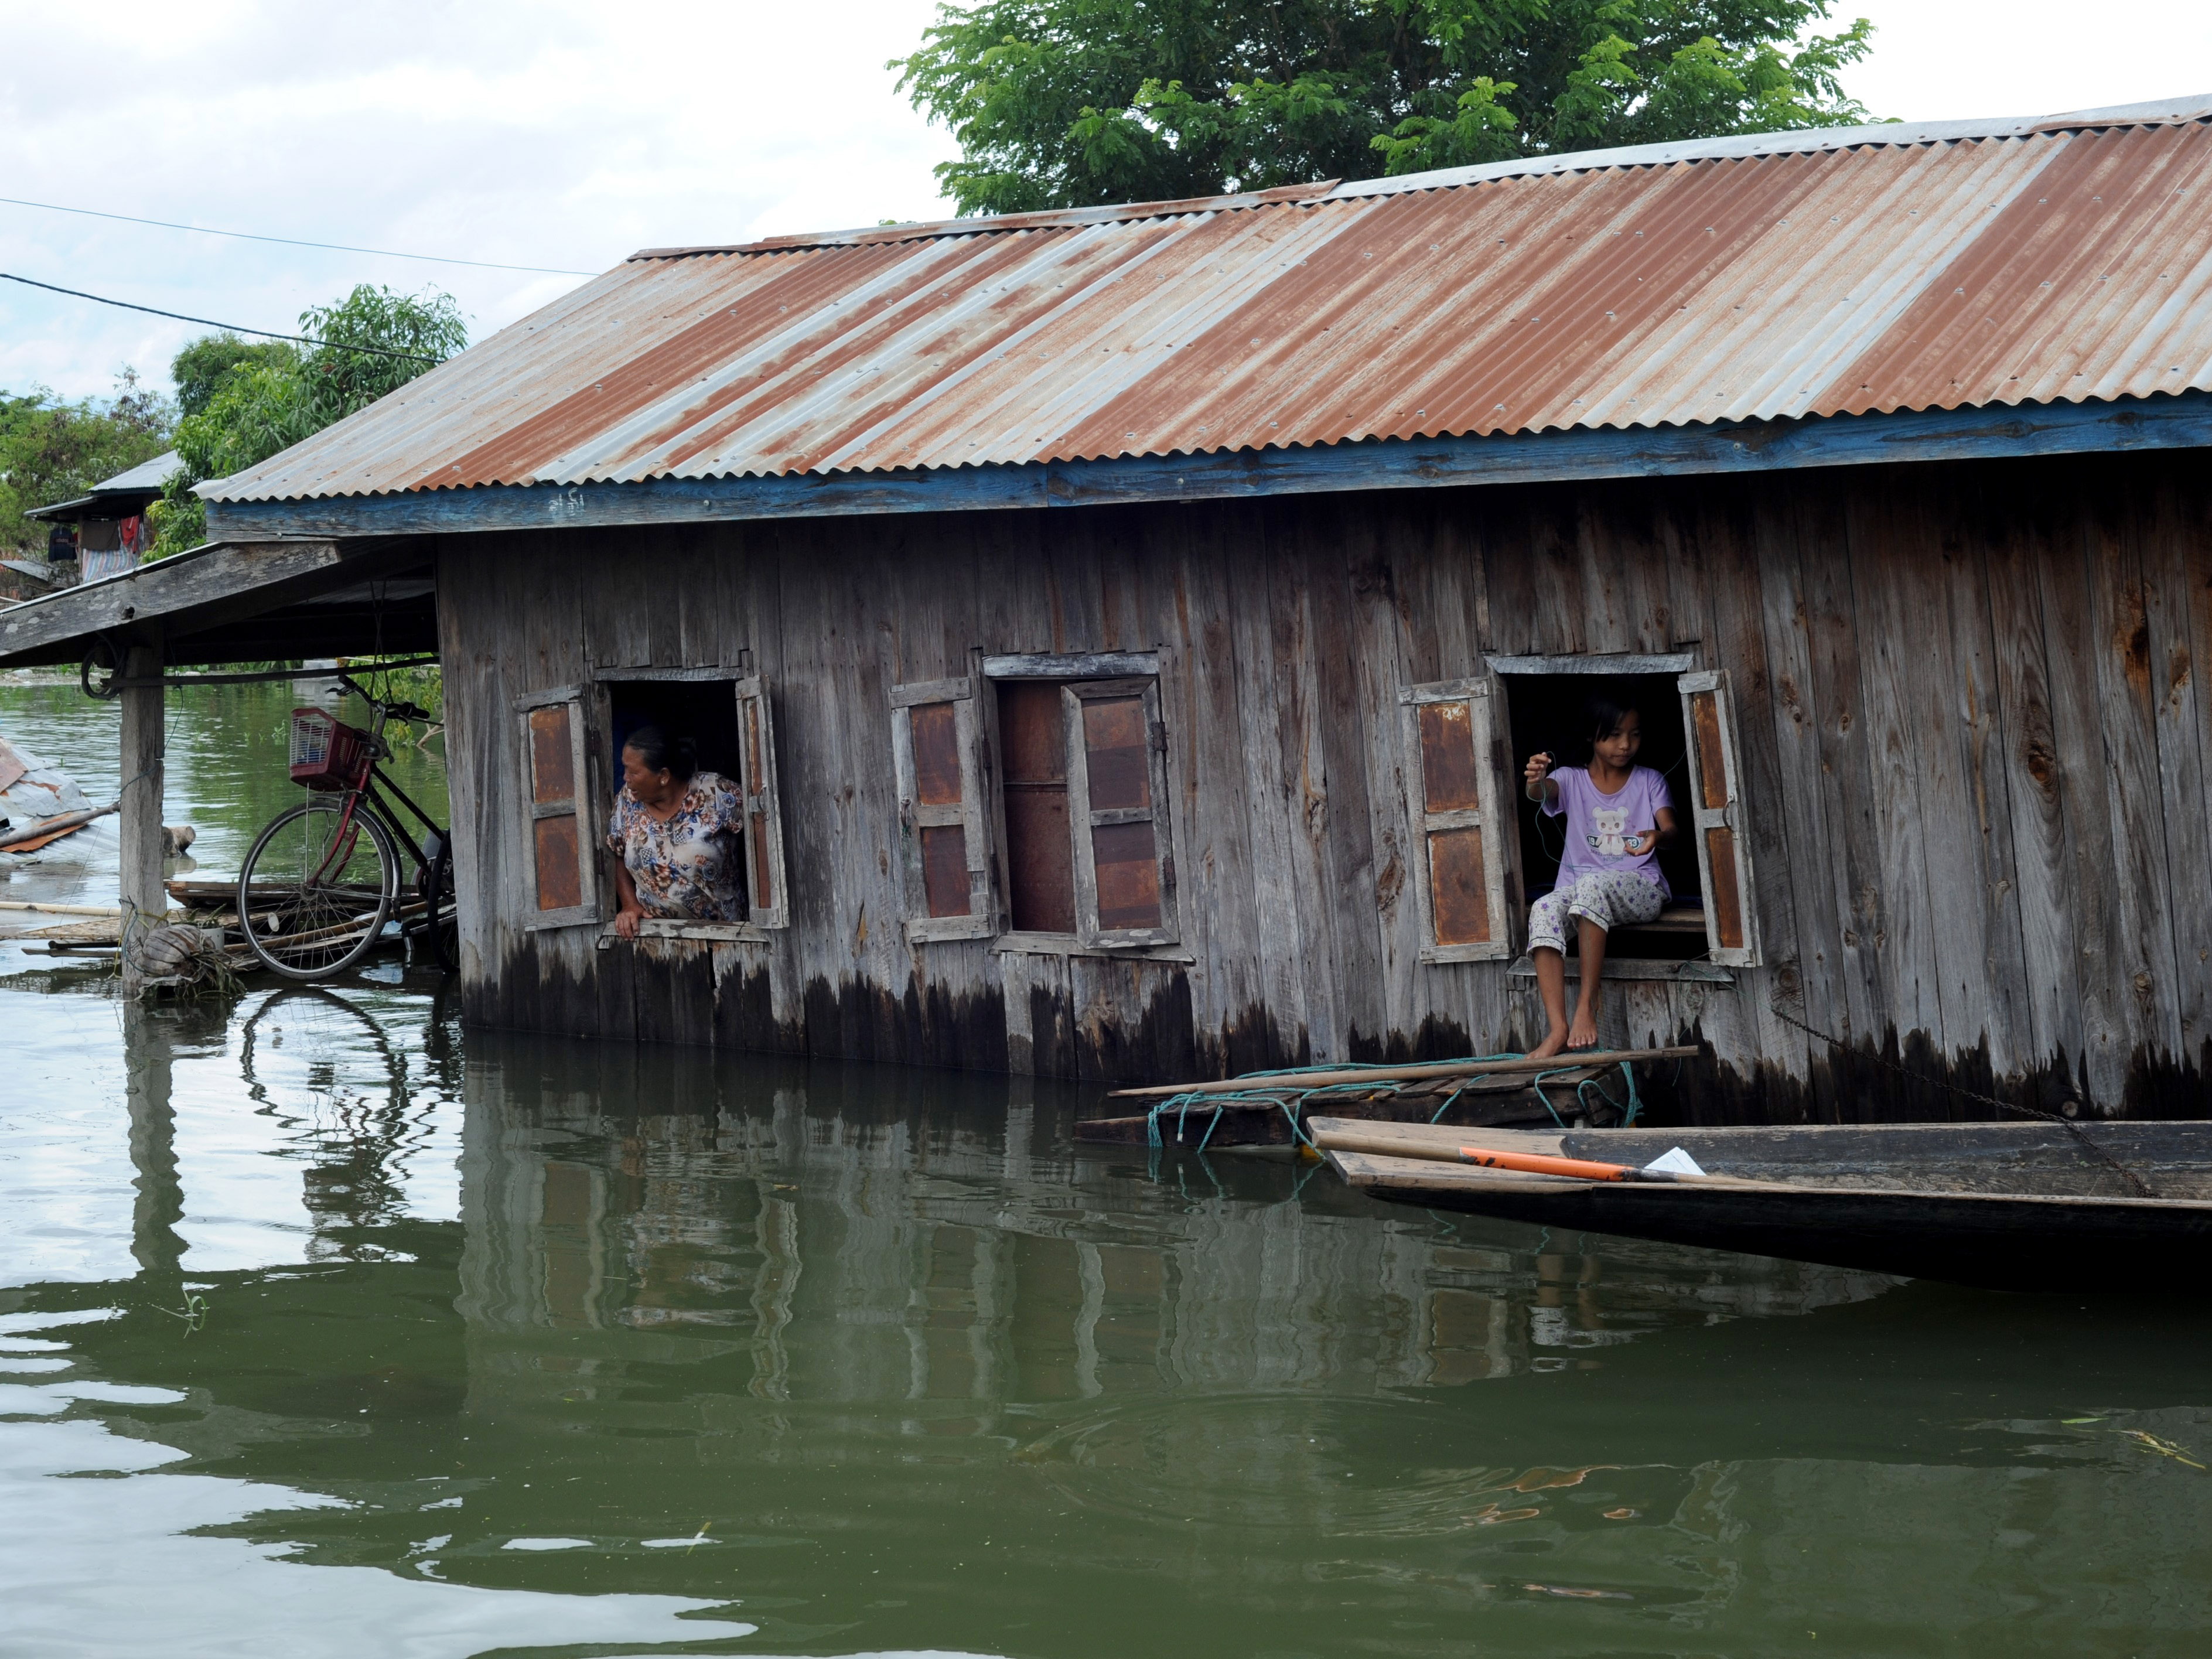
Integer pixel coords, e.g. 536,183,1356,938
1399,678,1510,962
516,687,599,931
732,675,790,929
890,676,998,941
1063,678,1177,948
1677,669,1758,965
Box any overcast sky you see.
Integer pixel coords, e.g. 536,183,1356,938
3,0,2207,404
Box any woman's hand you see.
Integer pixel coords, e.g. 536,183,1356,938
614,904,646,939
1623,827,1657,855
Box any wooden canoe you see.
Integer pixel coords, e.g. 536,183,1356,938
1310,1117,2212,1291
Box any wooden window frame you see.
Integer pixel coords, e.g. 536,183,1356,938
586,665,786,947
1399,677,1512,963
978,653,1180,956
1063,676,1178,949
890,675,999,943
514,685,600,932
1677,668,1760,966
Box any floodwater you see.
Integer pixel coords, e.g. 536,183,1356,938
4,677,2212,1658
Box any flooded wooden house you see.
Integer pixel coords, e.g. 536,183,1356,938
3,97,2210,1121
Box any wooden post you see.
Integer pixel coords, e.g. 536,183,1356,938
118,635,166,994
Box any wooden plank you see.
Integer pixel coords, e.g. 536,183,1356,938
1749,483,1846,1093
1840,477,1947,1064
1163,503,1264,1072
1226,525,1313,1062
2081,467,2186,1097
1305,503,1388,1060
1979,479,2085,1091
1485,652,1698,675
2030,493,2133,1107
2136,469,2212,1089
2150,469,2212,1079
1259,501,1346,1057
983,650,1159,679
1788,478,1889,1057
199,393,2212,549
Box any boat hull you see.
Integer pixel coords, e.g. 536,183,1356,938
1315,1119,2212,1292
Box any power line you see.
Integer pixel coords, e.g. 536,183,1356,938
0,194,596,276
0,271,442,364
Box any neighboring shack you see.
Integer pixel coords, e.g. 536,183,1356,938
2,97,2209,1122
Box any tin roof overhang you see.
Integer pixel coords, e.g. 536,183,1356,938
0,537,435,670
197,94,2212,537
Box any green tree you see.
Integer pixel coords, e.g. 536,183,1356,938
151,285,467,560
0,371,174,553
896,0,1876,215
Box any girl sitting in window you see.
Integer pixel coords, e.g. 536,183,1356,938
607,726,746,937
1523,691,1678,1057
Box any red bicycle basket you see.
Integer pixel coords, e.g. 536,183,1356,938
288,708,373,791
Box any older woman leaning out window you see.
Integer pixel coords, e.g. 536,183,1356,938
606,725,746,937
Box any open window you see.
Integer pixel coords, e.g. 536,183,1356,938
516,686,599,931
1399,678,1512,962
1487,654,1755,968
598,673,789,940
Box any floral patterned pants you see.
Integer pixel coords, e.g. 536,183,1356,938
1527,871,1664,954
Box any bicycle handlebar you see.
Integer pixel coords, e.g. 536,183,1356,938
333,673,434,724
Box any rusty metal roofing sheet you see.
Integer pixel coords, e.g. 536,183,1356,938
206,99,2212,503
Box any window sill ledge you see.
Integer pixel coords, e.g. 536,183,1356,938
991,931,1195,964
596,919,774,947
1506,954,1733,984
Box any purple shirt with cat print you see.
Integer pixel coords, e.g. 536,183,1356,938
1542,764,1673,897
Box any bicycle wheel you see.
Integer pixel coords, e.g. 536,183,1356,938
238,798,400,980
415,833,459,973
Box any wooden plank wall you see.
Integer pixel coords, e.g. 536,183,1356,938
435,449,2212,1122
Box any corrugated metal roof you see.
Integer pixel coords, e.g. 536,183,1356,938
206,98,2212,504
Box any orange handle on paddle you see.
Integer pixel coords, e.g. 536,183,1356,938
1458,1146,1634,1181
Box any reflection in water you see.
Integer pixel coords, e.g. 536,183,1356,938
4,987,2212,1657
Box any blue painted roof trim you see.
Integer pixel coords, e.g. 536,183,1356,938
204,392,2212,541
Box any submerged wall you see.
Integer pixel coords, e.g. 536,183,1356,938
434,449,2212,1121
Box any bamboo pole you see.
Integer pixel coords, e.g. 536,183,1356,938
1105,1044,1702,1100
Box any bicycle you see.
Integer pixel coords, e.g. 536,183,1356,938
237,677,459,981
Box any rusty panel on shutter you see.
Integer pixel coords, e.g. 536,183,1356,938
1081,697,1152,811
750,813,773,909
1690,692,1729,810
1091,820,1162,931
1428,826,1493,946
1418,701,1481,811
534,815,583,910
910,702,962,805
1705,824,1746,949
920,824,972,917
529,705,575,803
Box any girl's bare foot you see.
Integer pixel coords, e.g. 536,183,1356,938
1528,1026,1569,1060
1566,1007,1601,1050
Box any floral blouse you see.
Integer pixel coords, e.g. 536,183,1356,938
605,771,746,922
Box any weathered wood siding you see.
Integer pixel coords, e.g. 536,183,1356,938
435,450,2211,1121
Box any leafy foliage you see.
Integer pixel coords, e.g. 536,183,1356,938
896,0,1878,214
0,371,174,554
151,286,467,560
